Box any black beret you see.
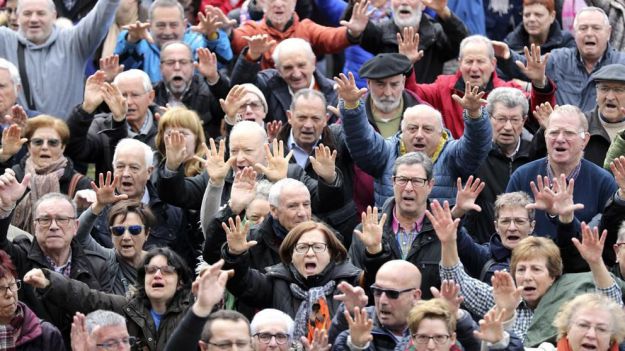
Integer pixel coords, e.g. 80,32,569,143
591,64,625,83
358,53,413,80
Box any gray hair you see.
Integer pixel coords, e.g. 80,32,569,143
160,40,193,59
113,69,153,93
494,191,534,221
268,178,309,208
401,104,444,131
271,38,315,68
255,179,273,201
34,192,76,217
0,58,21,94
290,88,327,112
548,104,588,132
392,152,433,180
250,308,295,338
486,87,529,117
459,35,495,60
113,138,154,167
85,310,127,335
229,120,268,148
573,6,610,28
17,0,56,14
149,0,184,21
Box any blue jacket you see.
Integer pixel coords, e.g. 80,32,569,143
114,28,233,83
456,229,513,284
340,101,492,207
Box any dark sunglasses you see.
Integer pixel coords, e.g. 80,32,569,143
370,285,416,299
110,225,144,236
30,138,61,147
144,265,176,275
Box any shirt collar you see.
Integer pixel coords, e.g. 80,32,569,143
287,76,316,97
127,110,154,137
391,206,425,233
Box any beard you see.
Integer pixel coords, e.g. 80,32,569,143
393,5,422,29
371,94,402,113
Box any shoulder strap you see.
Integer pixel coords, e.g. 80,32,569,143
17,42,35,110
479,258,497,282
68,173,84,199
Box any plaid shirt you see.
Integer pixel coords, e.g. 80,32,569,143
440,262,622,340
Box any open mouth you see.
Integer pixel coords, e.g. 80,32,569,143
402,196,415,204
412,143,426,150
554,146,567,153
378,309,392,318
522,286,536,293
39,154,51,159
581,343,597,350
152,282,165,289
304,262,317,273
127,108,137,115
584,39,597,47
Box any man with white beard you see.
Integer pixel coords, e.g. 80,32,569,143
357,0,469,83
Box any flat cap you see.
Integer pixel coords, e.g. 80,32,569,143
591,64,625,83
359,53,413,80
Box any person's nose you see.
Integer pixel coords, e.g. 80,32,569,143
383,84,393,96
426,337,437,350
268,336,278,347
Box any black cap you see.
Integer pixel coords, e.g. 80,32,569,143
591,64,625,83
358,53,413,80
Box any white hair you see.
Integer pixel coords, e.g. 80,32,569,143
250,309,295,338
401,104,444,131
0,58,21,95
17,0,56,14
85,310,127,335
113,138,154,167
459,35,495,60
114,69,153,93
271,38,315,68
268,178,309,208
573,6,610,28
229,120,268,148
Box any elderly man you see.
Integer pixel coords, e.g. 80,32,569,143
498,7,625,112
71,310,135,350
405,35,555,138
153,41,230,138
230,38,338,124
0,170,111,343
66,69,158,177
336,71,492,207
357,53,424,138
0,0,119,118
506,105,618,238
358,0,469,84
230,0,369,70
115,0,232,83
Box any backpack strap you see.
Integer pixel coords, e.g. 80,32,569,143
479,258,497,282
17,42,35,110
68,173,84,199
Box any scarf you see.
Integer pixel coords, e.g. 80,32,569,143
289,280,336,342
269,216,289,240
12,156,68,234
0,302,31,351
14,302,42,347
116,253,138,297
556,337,619,351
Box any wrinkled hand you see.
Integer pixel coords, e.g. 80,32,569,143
165,130,188,171
430,280,463,316
266,120,282,142
192,259,232,317
515,44,548,87
491,271,521,313
101,82,127,122
525,175,556,215
222,216,256,255
533,102,553,130
425,200,460,245
334,281,368,313
91,171,128,214
99,55,124,82
340,0,370,37
122,21,153,44
452,82,486,118
220,85,248,121
228,167,257,214
4,105,28,130
474,308,506,344
203,5,237,28
345,307,373,348
491,40,510,60
572,222,606,266
550,174,584,222
422,0,449,16
242,34,276,61
82,71,106,113
301,329,331,351
195,48,219,83
23,268,50,289
309,144,337,183
397,26,423,64
452,176,485,218
610,156,625,197
191,10,223,37
0,124,27,160
254,139,292,182
71,312,95,351
195,138,233,185
73,189,96,211
0,168,29,209
334,72,368,108
353,206,387,254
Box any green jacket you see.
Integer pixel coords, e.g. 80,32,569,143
604,131,625,170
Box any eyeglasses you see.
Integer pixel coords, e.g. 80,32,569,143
237,101,263,112
164,129,193,138
392,176,428,187
254,333,290,344
96,336,138,350
497,217,530,227
545,129,586,140
571,321,611,336
294,243,327,254
34,216,76,227
370,285,416,299
597,85,625,94
30,138,61,147
144,265,176,275
110,225,144,236
492,116,524,126
0,280,20,295
206,339,252,350
412,334,451,344
161,59,193,67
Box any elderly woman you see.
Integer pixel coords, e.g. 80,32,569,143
4,115,91,233
24,247,193,351
222,220,362,341
0,249,64,350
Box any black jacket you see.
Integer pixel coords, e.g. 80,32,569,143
53,0,96,23
504,20,575,54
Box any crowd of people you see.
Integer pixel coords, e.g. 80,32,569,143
0,0,623,350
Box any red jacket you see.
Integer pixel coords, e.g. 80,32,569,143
232,14,352,69
405,70,556,139
200,0,244,17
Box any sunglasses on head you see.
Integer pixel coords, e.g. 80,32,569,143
110,225,144,236
30,138,61,147
369,285,416,299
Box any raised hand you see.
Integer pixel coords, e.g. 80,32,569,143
99,55,124,82
334,281,368,313
82,71,106,113
165,130,188,171
339,0,370,37
430,280,463,316
473,308,506,344
0,124,27,161
220,85,248,121
191,10,223,37
90,172,128,214
191,259,232,317
490,40,511,60
309,144,337,183
71,312,95,351
344,307,373,348
4,105,28,130
101,82,128,122
242,34,276,61
334,72,368,108
572,222,606,267
610,156,625,198
203,5,237,29
301,328,331,351
194,138,233,186
452,82,486,119
266,120,282,142
254,139,292,182
549,174,584,223
491,271,521,316
525,175,556,215
452,176,485,218
23,268,50,289
122,21,153,44
73,189,96,212
425,200,460,245
397,26,423,64
533,101,553,130
515,44,549,88
0,168,29,209
222,216,256,255
422,0,450,16
195,48,219,83
353,206,387,254
228,167,257,214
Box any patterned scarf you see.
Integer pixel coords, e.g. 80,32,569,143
289,280,336,342
0,302,25,351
